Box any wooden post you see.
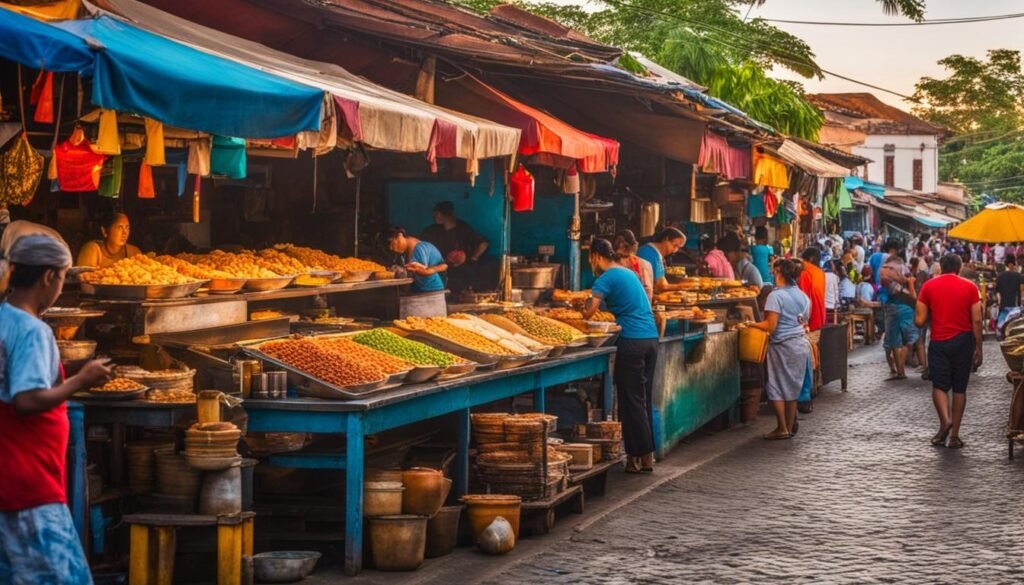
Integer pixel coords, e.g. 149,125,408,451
217,524,242,585
344,415,365,575
242,518,254,557
154,527,176,585
414,56,436,104
130,524,151,585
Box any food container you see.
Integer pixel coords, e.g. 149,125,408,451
197,390,223,425
425,505,463,558
461,494,522,541
243,276,295,292
233,359,262,398
206,277,247,294
56,340,97,362
342,270,373,283
510,264,560,289
401,468,447,517
251,374,270,399
364,481,405,517
368,515,428,571
267,371,288,398
80,281,206,300
252,551,321,583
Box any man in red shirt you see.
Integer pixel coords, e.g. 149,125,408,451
915,254,983,449
797,247,825,413
0,233,111,584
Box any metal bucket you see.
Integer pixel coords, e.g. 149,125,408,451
424,505,463,558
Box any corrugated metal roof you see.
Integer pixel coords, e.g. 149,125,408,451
807,92,945,136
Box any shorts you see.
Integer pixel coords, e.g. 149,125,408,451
0,503,92,585
883,303,919,350
928,332,975,394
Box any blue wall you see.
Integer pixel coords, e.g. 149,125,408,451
386,161,506,258
509,191,574,264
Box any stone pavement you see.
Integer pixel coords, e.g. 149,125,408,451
479,341,1020,585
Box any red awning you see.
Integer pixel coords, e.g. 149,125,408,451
436,74,619,173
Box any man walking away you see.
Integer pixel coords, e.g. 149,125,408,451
0,234,113,585
880,242,918,380
915,254,983,449
798,247,825,412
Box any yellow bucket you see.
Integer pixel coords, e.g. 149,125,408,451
739,327,769,363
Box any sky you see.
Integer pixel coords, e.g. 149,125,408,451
746,0,1024,109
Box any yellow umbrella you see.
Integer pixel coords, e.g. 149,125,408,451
948,202,1024,243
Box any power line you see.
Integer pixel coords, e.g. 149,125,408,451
763,12,1024,27
600,0,918,101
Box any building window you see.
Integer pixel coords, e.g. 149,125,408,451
912,159,923,191
884,155,895,187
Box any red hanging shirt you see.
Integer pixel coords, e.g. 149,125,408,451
54,133,106,192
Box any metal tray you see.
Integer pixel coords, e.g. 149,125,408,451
436,361,478,381
238,345,389,400
586,332,618,347
72,387,147,401
244,276,295,292
341,270,373,283
80,281,206,300
405,330,512,368
406,365,443,384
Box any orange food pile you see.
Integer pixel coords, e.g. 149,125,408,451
80,255,197,285
153,255,233,280
314,337,413,374
277,244,386,273
179,251,280,278
260,338,384,387
91,378,144,392
397,317,515,355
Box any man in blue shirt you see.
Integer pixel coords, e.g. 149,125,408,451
751,226,774,284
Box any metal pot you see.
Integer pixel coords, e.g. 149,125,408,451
511,264,560,289
368,515,428,571
199,465,241,516
252,551,321,583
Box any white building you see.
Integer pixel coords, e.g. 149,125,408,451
807,93,945,194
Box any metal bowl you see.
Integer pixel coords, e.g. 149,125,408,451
57,340,97,362
205,277,247,294
252,551,321,583
244,276,295,292
342,270,373,283
80,281,206,299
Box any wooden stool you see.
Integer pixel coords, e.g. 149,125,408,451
125,512,254,585
848,312,875,345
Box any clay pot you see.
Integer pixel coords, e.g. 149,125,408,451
424,505,463,558
401,468,446,517
364,481,405,517
368,515,427,571
478,516,516,555
365,468,403,483
461,494,522,541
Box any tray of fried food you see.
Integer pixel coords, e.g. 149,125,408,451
501,309,588,348
79,255,206,299
715,286,759,299
153,254,246,294
447,313,552,358
177,251,290,291
392,317,524,368
244,336,389,399
75,377,147,400
306,335,414,385
146,389,197,404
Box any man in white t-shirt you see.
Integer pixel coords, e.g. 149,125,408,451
851,235,866,271
994,243,1007,265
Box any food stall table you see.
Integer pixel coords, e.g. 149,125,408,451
66,401,198,547
243,346,615,575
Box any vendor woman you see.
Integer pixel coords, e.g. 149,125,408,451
637,227,691,294
77,212,141,268
582,239,659,474
386,227,448,293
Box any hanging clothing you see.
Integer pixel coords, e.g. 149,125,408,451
187,136,211,177
0,135,45,206
97,154,122,198
143,118,165,166
746,192,766,219
165,149,187,197
752,150,790,189
763,188,778,218
54,129,105,192
837,180,853,210
137,162,155,198
29,71,54,124
94,109,121,155
210,136,246,179
697,131,751,180
640,202,660,238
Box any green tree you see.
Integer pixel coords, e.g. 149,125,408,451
914,50,1024,203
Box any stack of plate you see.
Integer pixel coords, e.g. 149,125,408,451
184,422,242,470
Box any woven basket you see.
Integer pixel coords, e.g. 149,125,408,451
585,421,622,440
472,431,507,445
119,367,196,393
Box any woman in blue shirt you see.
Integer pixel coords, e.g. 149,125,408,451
582,239,659,474
386,227,447,293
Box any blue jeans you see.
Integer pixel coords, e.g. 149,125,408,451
0,504,92,585
883,303,919,349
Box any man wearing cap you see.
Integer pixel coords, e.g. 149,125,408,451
421,201,494,295
0,233,112,585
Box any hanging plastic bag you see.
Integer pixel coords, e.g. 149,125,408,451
0,134,45,206
509,164,534,212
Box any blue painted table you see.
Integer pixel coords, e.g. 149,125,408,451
244,346,615,575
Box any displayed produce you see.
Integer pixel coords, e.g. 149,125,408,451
665,266,688,277
260,337,386,387
447,314,549,354
179,251,281,278
551,289,590,304
253,248,309,275
502,309,585,345
352,329,458,368
396,317,517,356
90,378,145,392
314,337,414,374
277,244,387,273
674,277,743,290
152,255,233,280
545,308,615,323
293,274,332,287
147,389,196,403
80,255,198,285
655,291,711,305
715,287,759,299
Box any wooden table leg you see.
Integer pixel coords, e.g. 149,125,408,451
455,409,469,498
344,415,365,576
217,524,242,585
130,524,151,585
154,527,176,585
242,517,254,557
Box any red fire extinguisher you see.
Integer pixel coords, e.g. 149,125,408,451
509,164,534,212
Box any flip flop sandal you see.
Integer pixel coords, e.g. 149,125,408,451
947,437,965,449
931,425,952,446
790,420,799,436
763,432,791,440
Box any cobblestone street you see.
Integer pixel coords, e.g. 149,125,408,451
478,341,1021,585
